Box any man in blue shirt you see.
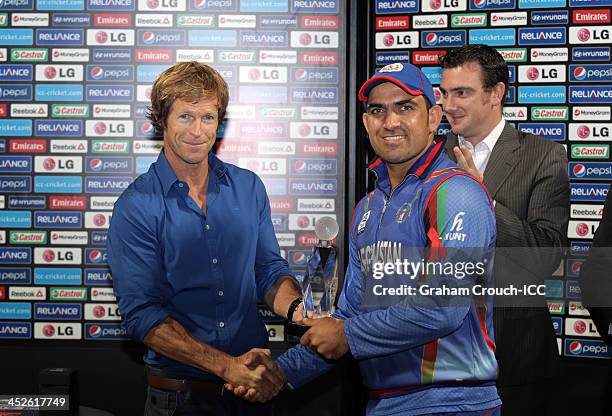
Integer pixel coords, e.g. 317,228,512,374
107,62,302,415
229,63,501,415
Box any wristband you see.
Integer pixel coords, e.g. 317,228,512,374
286,297,303,321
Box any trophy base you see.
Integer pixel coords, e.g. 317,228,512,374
285,321,308,337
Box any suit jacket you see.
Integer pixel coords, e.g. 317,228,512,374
446,122,570,386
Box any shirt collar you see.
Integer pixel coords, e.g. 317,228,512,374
459,117,505,151
155,150,228,196
368,138,446,189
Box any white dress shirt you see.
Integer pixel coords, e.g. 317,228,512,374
458,117,506,174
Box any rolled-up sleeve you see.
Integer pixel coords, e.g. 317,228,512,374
107,192,169,343
253,176,294,301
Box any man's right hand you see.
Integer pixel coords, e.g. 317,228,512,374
221,348,286,402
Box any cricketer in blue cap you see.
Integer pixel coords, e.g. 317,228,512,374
358,62,437,106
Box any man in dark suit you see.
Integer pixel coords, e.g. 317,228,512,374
439,44,570,415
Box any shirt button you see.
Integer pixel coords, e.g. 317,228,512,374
205,224,210,230
219,322,225,328
218,290,224,297
212,258,218,264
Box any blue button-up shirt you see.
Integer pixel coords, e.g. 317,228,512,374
108,151,292,380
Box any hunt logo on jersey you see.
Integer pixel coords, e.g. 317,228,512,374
34,247,82,265
518,27,566,45
375,31,419,49
569,123,612,141
34,156,82,173
570,27,612,45
421,30,466,47
518,65,565,83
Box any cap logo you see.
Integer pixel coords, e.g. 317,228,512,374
379,63,404,73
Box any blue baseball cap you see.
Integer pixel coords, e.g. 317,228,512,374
358,62,436,106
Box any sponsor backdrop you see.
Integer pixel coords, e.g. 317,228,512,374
0,0,346,343
372,0,612,360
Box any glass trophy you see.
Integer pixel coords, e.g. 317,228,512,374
286,216,339,337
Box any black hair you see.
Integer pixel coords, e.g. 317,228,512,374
439,44,508,101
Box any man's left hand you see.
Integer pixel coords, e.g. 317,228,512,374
300,317,349,360
453,145,483,182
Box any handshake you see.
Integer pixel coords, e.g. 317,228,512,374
222,317,350,403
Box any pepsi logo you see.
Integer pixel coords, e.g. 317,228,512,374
88,325,102,337
89,158,103,171
574,320,587,334
573,164,586,178
473,0,486,9
292,251,307,265
94,122,107,135
383,34,395,47
142,32,155,44
88,250,103,263
568,340,582,354
43,249,55,262
93,214,107,227
426,33,438,46
93,305,106,318
43,324,55,337
44,66,57,80
43,158,56,171
293,160,307,173
573,67,587,81
140,122,155,135
193,0,207,9
300,33,312,46
571,261,582,274
576,222,589,236
95,31,108,44
294,69,308,82
578,28,591,42
90,66,104,80
577,125,591,139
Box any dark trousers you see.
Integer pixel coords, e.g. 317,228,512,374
144,385,273,416
497,382,554,416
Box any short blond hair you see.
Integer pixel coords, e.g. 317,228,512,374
147,61,229,132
